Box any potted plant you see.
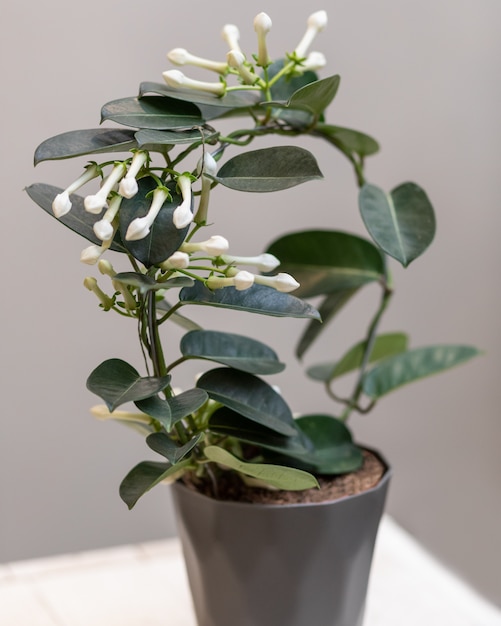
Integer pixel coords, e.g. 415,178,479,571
27,9,479,626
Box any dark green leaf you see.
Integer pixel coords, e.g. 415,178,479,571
315,124,380,157
118,177,190,266
139,81,260,109
215,146,323,192
34,129,137,165
307,333,409,381
101,96,203,130
135,388,208,431
179,282,320,320
180,330,285,375
86,358,171,411
204,446,318,490
196,368,297,436
119,459,191,509
267,230,386,298
25,183,127,252
135,127,218,150
146,432,202,464
157,299,203,331
296,288,360,359
265,75,340,117
359,182,436,267
362,345,482,398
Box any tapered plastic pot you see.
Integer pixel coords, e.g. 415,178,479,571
171,453,391,626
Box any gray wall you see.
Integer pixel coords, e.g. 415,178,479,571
2,0,500,607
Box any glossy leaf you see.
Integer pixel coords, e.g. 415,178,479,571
135,127,218,150
180,330,285,375
25,184,127,252
196,368,297,436
267,414,363,474
209,407,311,454
265,75,340,117
119,459,191,509
267,59,319,101
363,345,481,398
118,177,190,266
204,446,318,491
86,358,171,411
101,96,203,130
139,81,260,109
215,146,322,192
179,282,320,320
146,432,202,464
267,230,386,298
296,288,360,359
34,128,137,165
315,124,380,157
307,333,409,381
135,388,208,431
359,182,436,267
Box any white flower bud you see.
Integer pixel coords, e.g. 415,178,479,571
83,276,113,310
163,69,226,96
254,272,300,293
125,186,169,241
221,253,280,272
227,50,258,85
84,163,126,214
80,245,104,265
294,10,328,59
233,270,255,291
173,175,193,229
253,12,272,67
52,191,72,218
202,235,230,256
167,48,228,74
221,24,242,54
119,175,139,199
161,251,190,270
93,218,115,241
198,152,218,177
98,259,115,277
301,51,327,72
84,194,107,214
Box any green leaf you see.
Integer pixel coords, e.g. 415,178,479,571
179,283,320,320
362,345,482,398
34,129,137,165
118,177,190,266
296,288,360,359
315,124,380,157
180,330,285,375
267,230,386,298
113,272,193,293
101,96,203,130
307,332,409,381
265,75,340,117
146,432,202,464
209,407,311,454
196,368,297,436
157,299,203,331
25,184,127,252
359,182,436,267
86,358,171,411
119,459,191,509
139,81,260,109
267,414,363,474
204,446,318,491
215,146,323,192
135,388,208,431
135,127,218,150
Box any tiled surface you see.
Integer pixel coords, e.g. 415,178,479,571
2,517,500,626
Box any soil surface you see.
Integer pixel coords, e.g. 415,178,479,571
182,450,386,505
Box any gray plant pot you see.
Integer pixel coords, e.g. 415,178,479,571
171,456,391,626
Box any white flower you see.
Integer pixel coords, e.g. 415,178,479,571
162,69,226,96
182,235,229,256
294,10,328,59
221,252,280,272
51,162,100,218
84,163,126,214
221,24,242,54
227,50,258,85
233,270,255,291
52,191,72,218
167,48,228,74
125,186,169,241
173,174,193,229
254,272,300,293
161,251,190,270
253,12,272,67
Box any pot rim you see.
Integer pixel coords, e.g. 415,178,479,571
171,445,392,510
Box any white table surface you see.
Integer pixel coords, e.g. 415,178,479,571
1,516,500,626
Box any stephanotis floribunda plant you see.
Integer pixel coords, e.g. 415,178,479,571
27,10,479,507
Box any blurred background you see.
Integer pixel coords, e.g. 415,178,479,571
1,0,500,608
